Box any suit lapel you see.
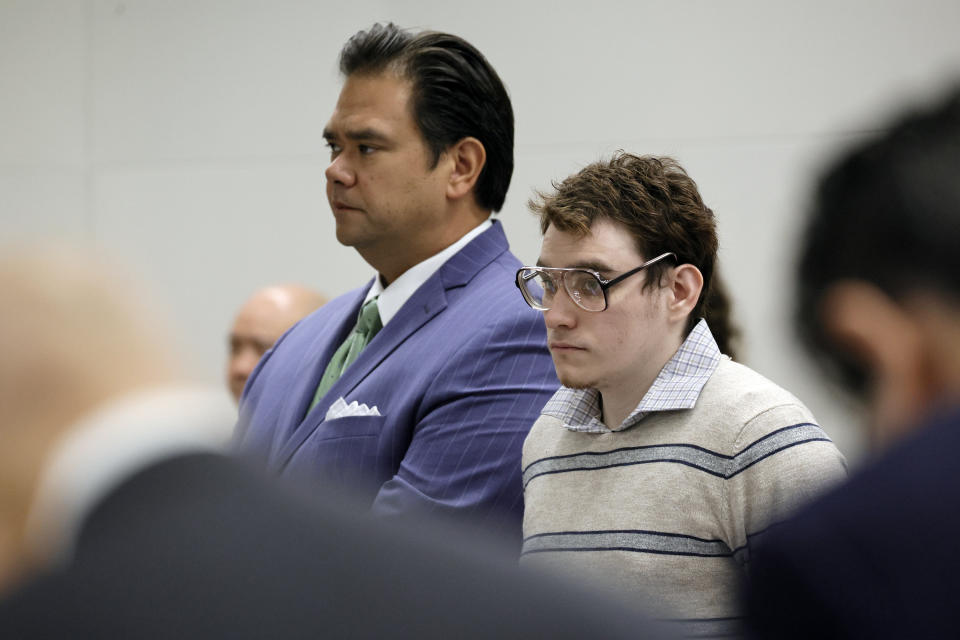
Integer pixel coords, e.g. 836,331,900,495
329,223,509,402
268,286,368,459
273,222,510,468
327,277,447,400
436,220,509,290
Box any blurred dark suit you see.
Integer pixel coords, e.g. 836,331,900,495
1,452,668,639
747,406,960,639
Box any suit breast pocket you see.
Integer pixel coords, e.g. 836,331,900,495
283,415,390,497
315,414,385,439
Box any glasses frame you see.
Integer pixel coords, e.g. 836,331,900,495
515,252,677,312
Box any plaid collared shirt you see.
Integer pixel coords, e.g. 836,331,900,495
540,319,723,433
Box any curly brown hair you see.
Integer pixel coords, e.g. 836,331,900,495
529,152,719,336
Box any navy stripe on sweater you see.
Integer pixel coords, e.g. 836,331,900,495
660,616,746,639
522,528,734,558
522,422,830,488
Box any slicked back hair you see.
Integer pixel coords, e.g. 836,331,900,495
338,23,514,213
797,85,960,396
530,153,718,334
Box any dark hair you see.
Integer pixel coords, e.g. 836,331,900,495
529,153,719,335
338,23,514,212
702,268,742,360
796,85,960,395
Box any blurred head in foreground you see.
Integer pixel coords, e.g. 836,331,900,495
0,248,179,590
796,86,960,449
227,285,326,402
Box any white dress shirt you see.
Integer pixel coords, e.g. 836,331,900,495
363,219,493,325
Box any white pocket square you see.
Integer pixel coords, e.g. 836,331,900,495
325,397,382,421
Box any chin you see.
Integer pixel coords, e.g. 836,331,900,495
554,367,597,391
333,224,359,247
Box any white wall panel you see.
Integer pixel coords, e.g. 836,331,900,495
93,162,369,383
3,0,960,459
0,171,87,239
0,0,89,239
0,0,87,167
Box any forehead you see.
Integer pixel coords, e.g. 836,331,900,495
539,218,642,268
325,72,416,135
232,296,289,337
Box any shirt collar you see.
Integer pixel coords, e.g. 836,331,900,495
364,219,493,326
541,318,723,433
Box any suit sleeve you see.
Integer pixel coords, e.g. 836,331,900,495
745,526,846,639
232,335,284,460
232,320,301,463
368,308,558,539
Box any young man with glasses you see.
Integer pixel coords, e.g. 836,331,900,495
516,153,846,635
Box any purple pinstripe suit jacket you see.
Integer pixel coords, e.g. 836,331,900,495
235,222,559,537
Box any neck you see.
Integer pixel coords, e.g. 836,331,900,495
907,295,960,427
366,208,489,286
598,392,641,431
598,329,686,430
0,413,76,596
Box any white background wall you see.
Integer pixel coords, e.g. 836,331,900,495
4,0,960,461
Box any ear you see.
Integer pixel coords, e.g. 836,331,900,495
445,137,486,201
665,264,704,323
820,282,921,373
820,280,934,448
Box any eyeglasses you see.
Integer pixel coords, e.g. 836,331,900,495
515,252,676,312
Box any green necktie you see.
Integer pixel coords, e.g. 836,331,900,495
309,297,382,412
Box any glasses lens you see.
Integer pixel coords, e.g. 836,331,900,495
565,270,605,311
518,269,553,310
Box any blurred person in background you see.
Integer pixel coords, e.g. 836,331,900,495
226,284,326,403
746,85,960,638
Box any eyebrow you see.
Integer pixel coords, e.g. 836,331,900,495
322,127,392,144
535,259,614,274
229,333,275,349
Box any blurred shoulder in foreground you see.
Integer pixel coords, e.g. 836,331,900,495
746,84,960,638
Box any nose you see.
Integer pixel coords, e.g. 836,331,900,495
325,152,356,187
232,348,261,377
543,285,579,331
228,348,263,401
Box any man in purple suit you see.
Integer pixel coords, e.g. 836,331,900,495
235,23,558,538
